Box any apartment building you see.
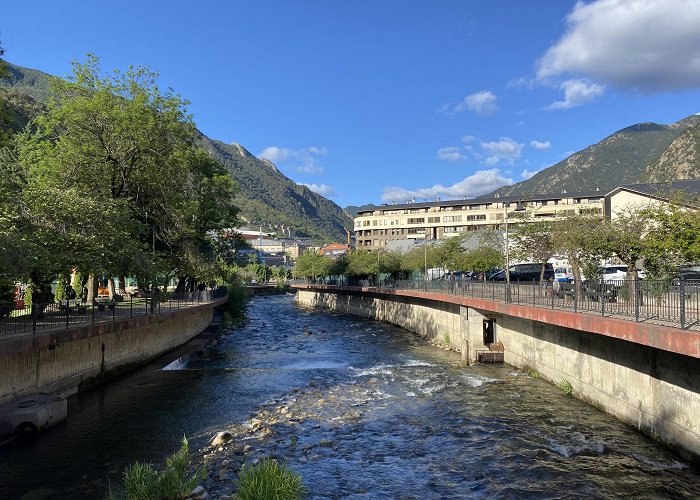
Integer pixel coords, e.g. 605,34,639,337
354,191,604,250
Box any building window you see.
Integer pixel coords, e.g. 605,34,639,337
428,216,440,223
443,215,462,222
467,214,486,221
407,217,425,224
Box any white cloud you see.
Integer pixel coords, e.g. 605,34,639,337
437,147,467,162
480,137,523,165
302,183,334,196
307,146,329,156
440,91,499,116
456,90,499,116
537,0,700,92
381,169,513,202
258,145,328,174
521,169,539,180
545,79,605,109
258,146,292,163
296,164,324,174
462,135,477,143
530,140,552,150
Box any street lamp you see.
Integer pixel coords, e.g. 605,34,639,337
424,231,429,281
504,200,526,289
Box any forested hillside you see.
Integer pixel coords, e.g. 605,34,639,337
486,114,700,198
0,61,352,241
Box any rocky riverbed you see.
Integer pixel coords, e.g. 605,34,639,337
3,294,700,499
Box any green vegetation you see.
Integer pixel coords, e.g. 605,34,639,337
558,379,573,396
235,458,306,500
109,437,206,500
0,55,241,305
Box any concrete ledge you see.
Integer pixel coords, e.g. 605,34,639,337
0,299,224,404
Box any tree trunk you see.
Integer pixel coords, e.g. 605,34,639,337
107,278,116,300
175,277,187,293
118,275,126,294
86,274,97,303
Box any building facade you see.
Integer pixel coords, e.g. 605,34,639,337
354,192,605,251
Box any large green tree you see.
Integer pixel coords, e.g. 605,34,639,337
16,55,238,291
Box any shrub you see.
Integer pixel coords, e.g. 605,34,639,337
111,436,205,500
558,379,573,395
235,458,306,500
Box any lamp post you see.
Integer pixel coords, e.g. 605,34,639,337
424,231,429,281
504,200,525,295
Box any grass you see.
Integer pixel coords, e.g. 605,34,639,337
235,458,306,500
108,436,206,500
442,332,451,346
558,379,573,396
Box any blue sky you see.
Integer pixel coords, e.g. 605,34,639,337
2,0,700,207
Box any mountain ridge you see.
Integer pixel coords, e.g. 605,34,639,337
484,114,700,199
0,60,352,241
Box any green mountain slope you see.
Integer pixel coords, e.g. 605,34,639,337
0,60,352,241
487,115,700,198
643,121,700,182
200,137,353,240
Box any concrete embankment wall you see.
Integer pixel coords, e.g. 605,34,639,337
296,288,700,463
0,305,217,404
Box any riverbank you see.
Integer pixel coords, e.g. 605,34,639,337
181,295,700,499
3,294,699,499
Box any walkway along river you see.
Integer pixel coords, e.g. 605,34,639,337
1,294,699,498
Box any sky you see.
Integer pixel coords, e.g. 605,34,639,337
2,0,700,208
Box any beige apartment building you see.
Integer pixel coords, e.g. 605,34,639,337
354,191,604,250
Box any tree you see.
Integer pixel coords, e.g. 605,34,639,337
512,220,556,282
551,214,608,296
294,251,332,279
15,55,238,289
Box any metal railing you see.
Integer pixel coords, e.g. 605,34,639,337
294,277,700,331
0,288,228,338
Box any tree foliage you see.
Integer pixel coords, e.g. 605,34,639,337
0,55,240,298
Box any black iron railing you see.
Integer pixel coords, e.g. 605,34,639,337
0,288,228,338
293,277,700,330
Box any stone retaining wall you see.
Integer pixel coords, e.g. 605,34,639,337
0,304,218,404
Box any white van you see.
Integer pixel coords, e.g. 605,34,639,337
554,266,574,283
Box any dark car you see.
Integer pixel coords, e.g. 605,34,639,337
676,266,700,281
488,262,554,282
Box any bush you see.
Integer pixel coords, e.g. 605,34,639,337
558,379,573,395
110,436,206,500
235,458,306,500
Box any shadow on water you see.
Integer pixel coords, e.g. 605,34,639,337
1,293,699,499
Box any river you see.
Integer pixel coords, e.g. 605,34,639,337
1,293,699,498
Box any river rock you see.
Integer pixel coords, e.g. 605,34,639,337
209,431,233,447
319,439,334,447
188,485,209,499
368,377,379,385
243,444,253,453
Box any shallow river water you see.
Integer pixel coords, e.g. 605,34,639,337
1,293,700,498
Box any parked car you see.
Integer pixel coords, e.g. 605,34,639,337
677,265,700,282
599,265,628,283
488,263,554,282
554,266,574,283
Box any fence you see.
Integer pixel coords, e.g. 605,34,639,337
294,277,700,331
0,288,228,338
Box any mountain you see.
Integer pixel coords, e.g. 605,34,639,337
199,138,353,240
345,203,377,218
643,121,700,182
0,61,352,241
486,114,700,198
